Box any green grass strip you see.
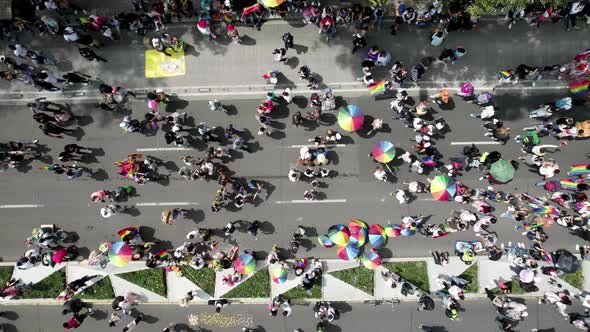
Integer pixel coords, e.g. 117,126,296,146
182,266,216,297
561,269,584,290
330,267,374,296
19,269,65,299
223,269,270,298
74,277,115,300
458,263,479,293
382,261,430,292
0,266,13,287
117,267,167,297
282,283,322,299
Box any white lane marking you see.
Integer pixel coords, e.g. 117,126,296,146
275,199,347,204
417,198,438,201
136,202,199,206
289,144,347,148
0,204,45,208
450,141,501,145
136,147,194,152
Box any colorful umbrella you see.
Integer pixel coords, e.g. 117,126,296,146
117,226,139,241
401,224,416,237
328,224,350,246
430,175,456,201
490,160,515,183
234,253,256,274
348,219,368,248
318,235,334,248
372,140,396,164
384,224,401,238
259,0,285,8
568,164,590,177
368,224,387,248
108,241,133,267
360,249,382,269
337,244,360,261
271,267,288,284
337,105,364,132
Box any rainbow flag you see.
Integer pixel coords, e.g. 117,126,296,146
155,249,169,261
568,164,590,177
118,227,139,241
560,179,586,191
242,3,261,17
369,80,387,96
569,80,590,97
498,70,512,79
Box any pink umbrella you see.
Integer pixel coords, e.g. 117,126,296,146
519,268,534,283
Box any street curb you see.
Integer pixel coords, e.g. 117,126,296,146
0,80,570,104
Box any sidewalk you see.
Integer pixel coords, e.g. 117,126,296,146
2,256,588,304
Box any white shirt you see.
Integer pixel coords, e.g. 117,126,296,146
480,106,495,119
63,31,79,42
571,2,585,14
41,71,58,84
13,45,28,58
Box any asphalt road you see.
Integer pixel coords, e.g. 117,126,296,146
0,89,588,261
0,299,586,332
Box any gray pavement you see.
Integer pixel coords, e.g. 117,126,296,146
0,300,586,332
0,89,587,261
1,16,588,99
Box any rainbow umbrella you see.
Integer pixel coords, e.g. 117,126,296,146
108,241,133,267
372,140,396,164
259,0,285,8
337,244,360,261
368,224,387,248
568,164,590,177
328,224,350,246
430,175,456,201
318,235,334,248
337,105,364,132
117,226,139,241
360,249,382,269
234,253,256,274
384,224,401,238
349,219,368,248
401,224,416,237
490,160,515,183
271,267,288,284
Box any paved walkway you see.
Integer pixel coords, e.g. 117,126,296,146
3,256,588,303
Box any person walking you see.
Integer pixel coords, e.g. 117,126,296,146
565,1,585,31
39,123,75,138
62,298,93,316
273,48,289,64
282,32,294,50
352,33,367,54
79,48,107,62
63,313,88,329
122,314,144,332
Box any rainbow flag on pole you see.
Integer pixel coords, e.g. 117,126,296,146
369,80,387,96
568,164,590,177
569,80,590,97
242,3,261,17
498,70,512,79
560,179,586,191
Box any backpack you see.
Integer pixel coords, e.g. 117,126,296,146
400,281,414,296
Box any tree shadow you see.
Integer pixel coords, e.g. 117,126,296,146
90,168,110,181
139,226,156,242
240,35,257,46
0,311,19,320
259,221,275,235
186,209,205,224
124,206,141,217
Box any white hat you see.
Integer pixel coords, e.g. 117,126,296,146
65,27,74,33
